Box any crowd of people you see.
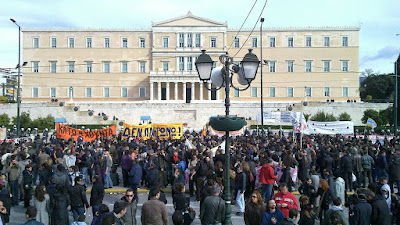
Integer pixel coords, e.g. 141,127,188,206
0,130,399,225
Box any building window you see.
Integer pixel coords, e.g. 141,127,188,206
162,62,169,71
179,57,184,71
179,33,184,47
104,87,110,98
305,61,312,72
122,37,128,48
251,87,257,97
269,61,276,72
32,62,39,73
32,87,39,98
342,87,349,97
323,60,331,72
324,87,330,97
187,57,193,71
287,61,294,73
121,62,128,73
68,62,75,73
187,33,192,47
50,88,56,98
305,36,312,47
163,37,169,48
139,62,146,73
324,36,330,47
342,36,348,47
195,33,201,47
210,37,216,48
233,89,239,97
50,62,57,73
287,87,294,97
269,37,276,47
139,38,145,48
252,37,258,48
139,87,146,98
305,87,312,97
121,87,128,98
103,62,110,73
86,87,92,98
288,37,293,47
104,38,110,48
51,37,57,48
269,87,276,97
86,62,92,73
233,37,240,48
86,37,92,48
68,37,75,48
68,87,74,98
341,60,349,72
33,37,39,48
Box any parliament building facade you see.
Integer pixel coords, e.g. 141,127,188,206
21,12,360,104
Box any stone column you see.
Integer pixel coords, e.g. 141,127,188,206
199,82,203,100
208,83,212,100
150,82,154,100
183,82,186,101
175,82,178,100
216,88,220,100
191,82,195,101
158,82,162,100
166,82,170,101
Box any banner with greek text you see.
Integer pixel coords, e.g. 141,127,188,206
121,123,183,140
55,123,116,142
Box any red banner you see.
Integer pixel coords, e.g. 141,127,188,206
55,123,116,142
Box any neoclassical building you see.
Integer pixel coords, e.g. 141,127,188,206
22,12,360,103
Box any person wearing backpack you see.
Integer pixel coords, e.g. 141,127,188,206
191,156,207,201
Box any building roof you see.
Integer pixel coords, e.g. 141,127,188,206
152,11,227,27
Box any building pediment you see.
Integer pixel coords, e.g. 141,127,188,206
152,11,226,27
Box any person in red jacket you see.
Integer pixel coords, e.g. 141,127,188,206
259,158,277,203
273,182,299,218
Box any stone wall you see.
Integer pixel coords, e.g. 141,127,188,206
0,101,392,129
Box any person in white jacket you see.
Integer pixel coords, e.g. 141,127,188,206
333,171,346,206
62,148,76,170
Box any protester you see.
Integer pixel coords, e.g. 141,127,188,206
50,184,70,225
69,176,89,222
317,179,333,222
200,186,226,225
22,206,44,225
280,208,300,225
322,197,348,225
121,188,138,225
141,188,169,225
235,164,247,216
365,188,390,225
112,200,129,225
352,189,372,225
259,158,277,203
90,175,105,221
33,185,50,225
273,182,299,218
244,190,265,225
298,196,315,225
262,199,285,225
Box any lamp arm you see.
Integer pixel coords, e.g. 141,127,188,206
230,76,251,91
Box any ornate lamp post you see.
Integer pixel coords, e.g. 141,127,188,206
10,18,22,137
196,49,259,224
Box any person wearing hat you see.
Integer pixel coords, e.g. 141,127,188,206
113,200,129,225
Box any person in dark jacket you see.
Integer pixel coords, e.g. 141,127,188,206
340,151,353,192
68,176,89,222
298,196,315,225
322,197,348,225
23,164,34,208
388,156,400,194
121,150,132,187
121,189,138,225
365,189,391,225
244,190,265,225
352,190,371,225
298,178,316,206
376,150,388,181
90,175,104,220
317,179,333,222
280,209,300,225
173,183,190,212
129,159,142,197
22,206,44,225
91,204,109,225
236,165,247,216
52,165,71,187
50,184,70,225
200,186,226,225
146,164,160,190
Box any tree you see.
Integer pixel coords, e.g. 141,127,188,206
338,112,352,121
0,113,10,126
310,111,337,122
379,107,393,126
361,109,382,126
12,112,32,129
30,115,54,130
360,73,394,101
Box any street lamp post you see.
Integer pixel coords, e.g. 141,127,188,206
395,55,400,136
196,49,260,224
260,18,265,137
10,18,21,137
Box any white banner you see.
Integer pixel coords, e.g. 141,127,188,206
306,121,354,135
257,111,301,124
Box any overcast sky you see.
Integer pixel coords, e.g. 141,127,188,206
1,0,399,75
